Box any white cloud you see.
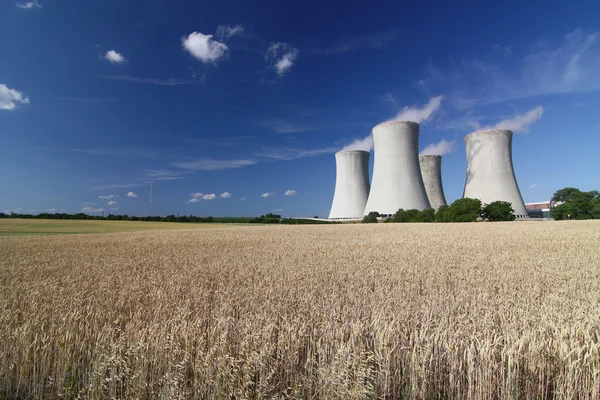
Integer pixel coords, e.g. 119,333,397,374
216,24,244,39
202,194,216,200
190,192,204,198
16,0,41,9
394,96,444,123
101,75,199,86
274,208,284,212
426,30,600,107
529,184,538,189
220,192,231,198
266,43,299,76
182,32,228,63
99,194,118,200
261,192,275,198
93,183,142,190
0,84,29,111
420,140,455,156
107,200,117,206
105,50,127,64
145,170,183,181
257,147,336,161
127,192,138,197
240,197,246,200
481,106,544,134
284,190,297,196
256,118,312,134
340,134,374,152
82,206,104,213
174,159,256,170
187,198,200,203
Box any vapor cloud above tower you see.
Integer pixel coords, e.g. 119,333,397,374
474,106,544,134
340,96,444,152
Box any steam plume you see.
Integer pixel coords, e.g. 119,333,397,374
340,134,374,152
394,96,443,123
420,140,455,156
483,106,544,133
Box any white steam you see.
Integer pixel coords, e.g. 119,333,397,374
340,134,374,152
394,95,443,123
420,140,455,156
482,106,544,133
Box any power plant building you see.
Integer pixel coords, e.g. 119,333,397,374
363,121,431,216
328,150,371,220
463,129,529,219
419,155,447,210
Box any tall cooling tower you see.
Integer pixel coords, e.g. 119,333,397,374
463,129,529,218
328,150,370,220
419,155,447,209
363,121,431,215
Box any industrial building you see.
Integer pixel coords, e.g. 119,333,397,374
463,129,529,219
419,155,447,210
526,202,552,219
363,121,431,216
328,150,371,220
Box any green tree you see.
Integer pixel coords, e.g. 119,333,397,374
551,187,597,220
482,201,516,221
435,205,453,222
448,198,482,222
362,212,379,223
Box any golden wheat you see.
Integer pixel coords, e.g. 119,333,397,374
1,221,599,399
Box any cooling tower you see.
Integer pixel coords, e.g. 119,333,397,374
363,121,431,216
328,150,371,220
463,129,529,219
419,155,447,210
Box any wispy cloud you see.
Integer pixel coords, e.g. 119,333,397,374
107,200,117,206
93,183,143,191
82,206,104,213
127,192,138,197
476,106,544,134
173,158,256,170
99,194,118,200
187,198,199,203
427,30,600,107
266,43,299,76
261,192,275,198
220,192,231,198
305,29,396,55
255,118,314,134
420,140,455,156
0,84,29,111
182,32,228,63
16,0,41,9
257,146,336,161
394,96,444,123
216,24,244,39
145,170,184,181
99,75,201,86
529,184,538,189
59,97,117,103
105,50,127,64
284,190,297,196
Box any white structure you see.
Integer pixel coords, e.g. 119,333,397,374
363,121,431,216
328,150,371,220
463,129,529,219
419,155,447,209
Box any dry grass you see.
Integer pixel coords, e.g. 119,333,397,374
0,222,599,399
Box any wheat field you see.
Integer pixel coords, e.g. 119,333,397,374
0,222,599,399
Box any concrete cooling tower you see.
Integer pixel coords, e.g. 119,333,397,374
363,121,431,216
328,150,371,220
463,129,529,219
419,155,447,210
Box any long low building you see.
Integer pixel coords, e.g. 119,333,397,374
525,202,552,219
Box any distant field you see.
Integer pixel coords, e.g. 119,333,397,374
0,218,227,236
1,221,599,399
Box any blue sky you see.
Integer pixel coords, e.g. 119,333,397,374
1,0,599,217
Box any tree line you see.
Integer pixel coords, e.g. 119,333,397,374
362,198,515,223
0,212,338,225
